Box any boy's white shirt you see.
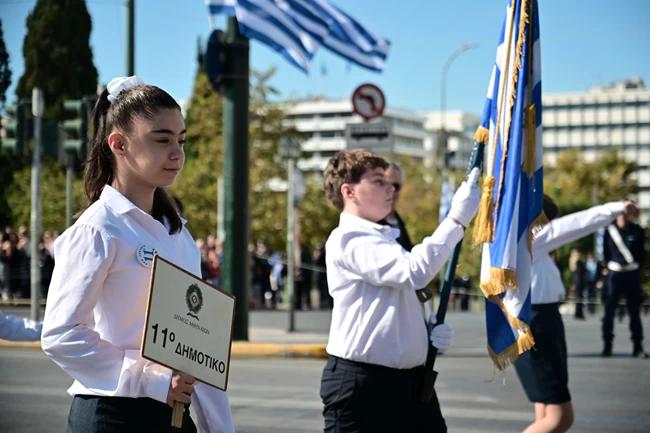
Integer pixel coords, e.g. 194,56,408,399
325,212,464,369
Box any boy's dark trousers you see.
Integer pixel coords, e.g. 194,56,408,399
320,355,447,433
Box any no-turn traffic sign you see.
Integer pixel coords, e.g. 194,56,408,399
352,84,386,121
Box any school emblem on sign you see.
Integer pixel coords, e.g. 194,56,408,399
186,284,203,320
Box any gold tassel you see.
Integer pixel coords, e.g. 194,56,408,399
479,267,518,297
472,175,496,244
474,125,490,145
523,104,537,176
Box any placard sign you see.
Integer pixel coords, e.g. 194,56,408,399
142,255,235,390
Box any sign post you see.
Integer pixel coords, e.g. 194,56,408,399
347,84,392,154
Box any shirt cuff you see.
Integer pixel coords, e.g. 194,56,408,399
142,361,173,404
432,218,465,249
605,201,625,215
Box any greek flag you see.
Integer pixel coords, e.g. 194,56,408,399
205,0,389,72
206,0,319,71
295,0,390,72
473,0,544,370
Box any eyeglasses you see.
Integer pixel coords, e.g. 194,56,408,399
392,183,402,192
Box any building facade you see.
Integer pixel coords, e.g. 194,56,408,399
542,78,650,224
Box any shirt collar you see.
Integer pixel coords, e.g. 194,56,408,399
101,185,139,215
101,185,187,227
339,212,399,239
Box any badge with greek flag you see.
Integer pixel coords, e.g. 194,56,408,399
473,0,545,370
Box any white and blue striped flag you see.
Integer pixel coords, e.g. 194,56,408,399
206,0,319,72
205,0,389,72
473,0,544,370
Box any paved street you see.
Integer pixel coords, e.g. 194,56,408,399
1,309,649,432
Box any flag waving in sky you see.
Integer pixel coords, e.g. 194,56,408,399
205,0,390,72
473,0,545,370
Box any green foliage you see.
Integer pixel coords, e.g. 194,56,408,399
15,0,98,120
0,19,11,110
4,158,83,231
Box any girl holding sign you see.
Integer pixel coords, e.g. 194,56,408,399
42,76,234,433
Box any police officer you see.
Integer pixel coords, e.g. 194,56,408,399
601,210,648,358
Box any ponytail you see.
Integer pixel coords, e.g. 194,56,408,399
82,88,115,209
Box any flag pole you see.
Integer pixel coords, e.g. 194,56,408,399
419,141,485,403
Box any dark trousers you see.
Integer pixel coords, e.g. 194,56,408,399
320,356,447,433
602,270,644,345
67,395,196,433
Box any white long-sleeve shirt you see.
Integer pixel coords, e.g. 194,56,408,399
41,185,234,433
0,311,42,341
325,213,464,369
531,202,624,305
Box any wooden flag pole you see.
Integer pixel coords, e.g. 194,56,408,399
419,141,485,403
172,401,184,428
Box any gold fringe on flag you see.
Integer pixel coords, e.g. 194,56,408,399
480,267,518,297
523,104,537,176
527,210,549,253
486,294,536,371
474,125,490,145
522,0,537,177
472,175,496,244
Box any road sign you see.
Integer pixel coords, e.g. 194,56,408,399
142,256,235,391
352,83,386,121
345,120,393,155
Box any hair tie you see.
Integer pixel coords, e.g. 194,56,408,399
106,75,145,104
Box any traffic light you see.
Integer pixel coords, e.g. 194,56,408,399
63,99,88,161
3,103,26,156
205,29,230,94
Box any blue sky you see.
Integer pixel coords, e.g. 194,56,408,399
1,0,649,115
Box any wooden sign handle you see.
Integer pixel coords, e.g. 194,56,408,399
172,401,184,428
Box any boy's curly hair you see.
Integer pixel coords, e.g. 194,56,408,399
323,149,388,211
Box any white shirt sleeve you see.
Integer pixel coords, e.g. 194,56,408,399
192,383,235,433
0,311,42,342
41,224,172,404
337,218,464,290
532,202,624,259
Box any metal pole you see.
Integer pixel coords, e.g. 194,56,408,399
217,176,225,241
126,0,135,75
439,43,479,169
286,159,296,332
222,17,250,341
65,155,73,228
30,88,44,322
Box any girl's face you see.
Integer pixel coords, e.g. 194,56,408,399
110,108,186,189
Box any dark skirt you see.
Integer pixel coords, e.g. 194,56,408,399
67,395,196,433
514,302,572,405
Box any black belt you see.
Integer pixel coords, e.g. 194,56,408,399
328,355,422,377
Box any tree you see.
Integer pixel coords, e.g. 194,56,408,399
170,45,224,238
0,19,11,111
4,159,84,231
0,20,16,227
16,0,98,119
171,55,303,246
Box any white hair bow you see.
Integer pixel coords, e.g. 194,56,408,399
106,75,145,104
